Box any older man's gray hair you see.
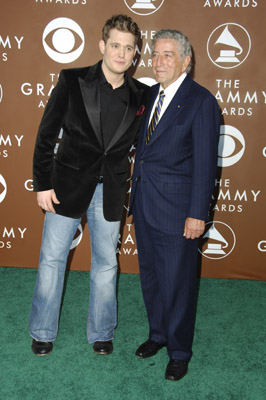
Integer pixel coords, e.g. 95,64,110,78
151,29,193,73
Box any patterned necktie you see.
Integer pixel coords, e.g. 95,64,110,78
146,90,165,144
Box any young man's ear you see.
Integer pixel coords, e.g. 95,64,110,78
99,40,105,55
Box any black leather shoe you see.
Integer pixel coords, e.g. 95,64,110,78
165,359,188,381
135,339,165,358
31,339,53,356
93,340,113,355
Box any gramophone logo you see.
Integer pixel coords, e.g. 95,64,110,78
207,23,251,69
0,174,7,203
70,223,83,250
124,0,165,16
218,125,245,167
199,221,236,260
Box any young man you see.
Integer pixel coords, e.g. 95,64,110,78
29,14,149,357
129,30,220,381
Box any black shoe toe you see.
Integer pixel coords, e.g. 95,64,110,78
93,340,113,355
165,359,188,381
135,339,165,358
31,339,53,356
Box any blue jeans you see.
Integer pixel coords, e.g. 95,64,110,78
29,184,120,343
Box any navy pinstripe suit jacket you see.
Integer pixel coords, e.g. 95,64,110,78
129,75,220,233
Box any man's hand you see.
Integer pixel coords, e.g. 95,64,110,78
37,189,60,214
183,217,205,240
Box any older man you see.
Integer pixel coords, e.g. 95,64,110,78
129,30,220,381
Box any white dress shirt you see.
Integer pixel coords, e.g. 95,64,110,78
148,72,187,126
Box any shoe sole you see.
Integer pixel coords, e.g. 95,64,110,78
33,351,52,356
136,353,157,358
135,347,164,358
93,350,112,355
165,371,187,381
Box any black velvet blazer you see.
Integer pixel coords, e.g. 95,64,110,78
33,61,150,220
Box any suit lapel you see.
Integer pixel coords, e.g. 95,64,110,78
79,66,144,151
78,64,102,147
139,85,159,154
144,75,192,149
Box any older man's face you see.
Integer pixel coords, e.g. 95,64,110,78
152,38,190,89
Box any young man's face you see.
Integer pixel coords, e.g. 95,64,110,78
99,28,136,78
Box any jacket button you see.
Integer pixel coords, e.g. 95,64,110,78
140,160,144,164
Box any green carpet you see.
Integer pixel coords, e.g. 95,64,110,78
0,267,265,400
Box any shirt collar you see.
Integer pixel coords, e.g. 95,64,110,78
99,64,128,89
159,72,187,97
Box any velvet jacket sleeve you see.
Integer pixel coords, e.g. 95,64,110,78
32,70,69,192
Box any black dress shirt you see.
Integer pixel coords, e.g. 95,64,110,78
99,68,129,149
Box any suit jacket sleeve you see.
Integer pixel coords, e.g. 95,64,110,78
33,70,69,192
188,94,220,221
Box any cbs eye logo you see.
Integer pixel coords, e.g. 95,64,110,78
42,18,85,63
138,77,157,87
218,125,245,167
0,174,7,203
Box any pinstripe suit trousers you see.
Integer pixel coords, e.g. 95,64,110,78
133,182,199,361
